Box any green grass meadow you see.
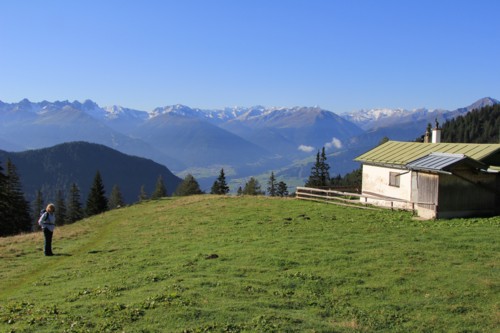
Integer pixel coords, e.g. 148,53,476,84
0,195,498,332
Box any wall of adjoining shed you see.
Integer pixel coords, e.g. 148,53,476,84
437,168,498,218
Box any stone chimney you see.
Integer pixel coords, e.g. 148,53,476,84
431,118,441,143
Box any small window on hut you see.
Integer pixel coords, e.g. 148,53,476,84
389,172,400,187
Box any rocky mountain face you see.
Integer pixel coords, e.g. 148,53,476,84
0,97,497,191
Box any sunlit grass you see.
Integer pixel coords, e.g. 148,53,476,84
1,195,498,332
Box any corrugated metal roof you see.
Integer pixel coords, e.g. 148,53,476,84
406,153,486,172
355,141,500,167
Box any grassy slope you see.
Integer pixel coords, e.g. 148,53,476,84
0,195,498,333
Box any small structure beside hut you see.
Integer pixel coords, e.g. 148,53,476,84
355,126,500,219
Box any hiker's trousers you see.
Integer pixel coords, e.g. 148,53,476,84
43,228,53,255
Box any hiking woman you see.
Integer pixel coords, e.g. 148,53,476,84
38,203,56,256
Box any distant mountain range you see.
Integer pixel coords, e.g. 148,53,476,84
0,142,182,204
340,97,500,154
0,96,498,191
343,97,499,131
0,100,363,179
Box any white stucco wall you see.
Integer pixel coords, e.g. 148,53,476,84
361,164,413,203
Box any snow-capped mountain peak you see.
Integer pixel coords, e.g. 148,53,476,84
343,107,408,123
150,104,202,118
341,96,500,131
103,105,149,121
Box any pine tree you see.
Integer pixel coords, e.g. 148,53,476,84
86,171,108,217
242,177,264,195
237,186,243,196
329,168,362,190
305,147,330,188
0,162,10,233
305,150,322,187
109,184,125,209
210,168,230,195
151,175,167,199
330,174,342,186
345,168,362,189
66,183,84,224
319,147,330,187
174,174,203,196
55,190,67,226
276,181,289,197
267,172,277,196
33,189,44,230
3,159,32,236
138,185,148,202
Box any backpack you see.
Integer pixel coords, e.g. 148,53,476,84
38,209,49,226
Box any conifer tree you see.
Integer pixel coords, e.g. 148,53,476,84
151,175,167,199
210,168,230,195
55,190,67,226
33,189,44,230
3,159,32,236
66,183,84,224
305,147,330,188
86,171,108,216
174,174,203,196
305,150,322,187
138,185,148,202
267,172,277,196
109,184,125,209
0,162,10,234
242,177,264,195
319,147,330,187
329,168,362,189
276,181,289,197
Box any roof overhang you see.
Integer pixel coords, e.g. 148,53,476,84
362,162,408,170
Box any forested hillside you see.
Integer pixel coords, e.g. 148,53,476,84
0,142,182,204
442,104,500,143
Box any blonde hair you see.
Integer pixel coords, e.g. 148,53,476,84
46,203,55,212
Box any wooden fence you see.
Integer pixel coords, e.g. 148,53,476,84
295,186,437,216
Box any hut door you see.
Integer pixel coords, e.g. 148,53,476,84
416,172,439,217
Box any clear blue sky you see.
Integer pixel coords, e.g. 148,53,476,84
1,0,499,113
